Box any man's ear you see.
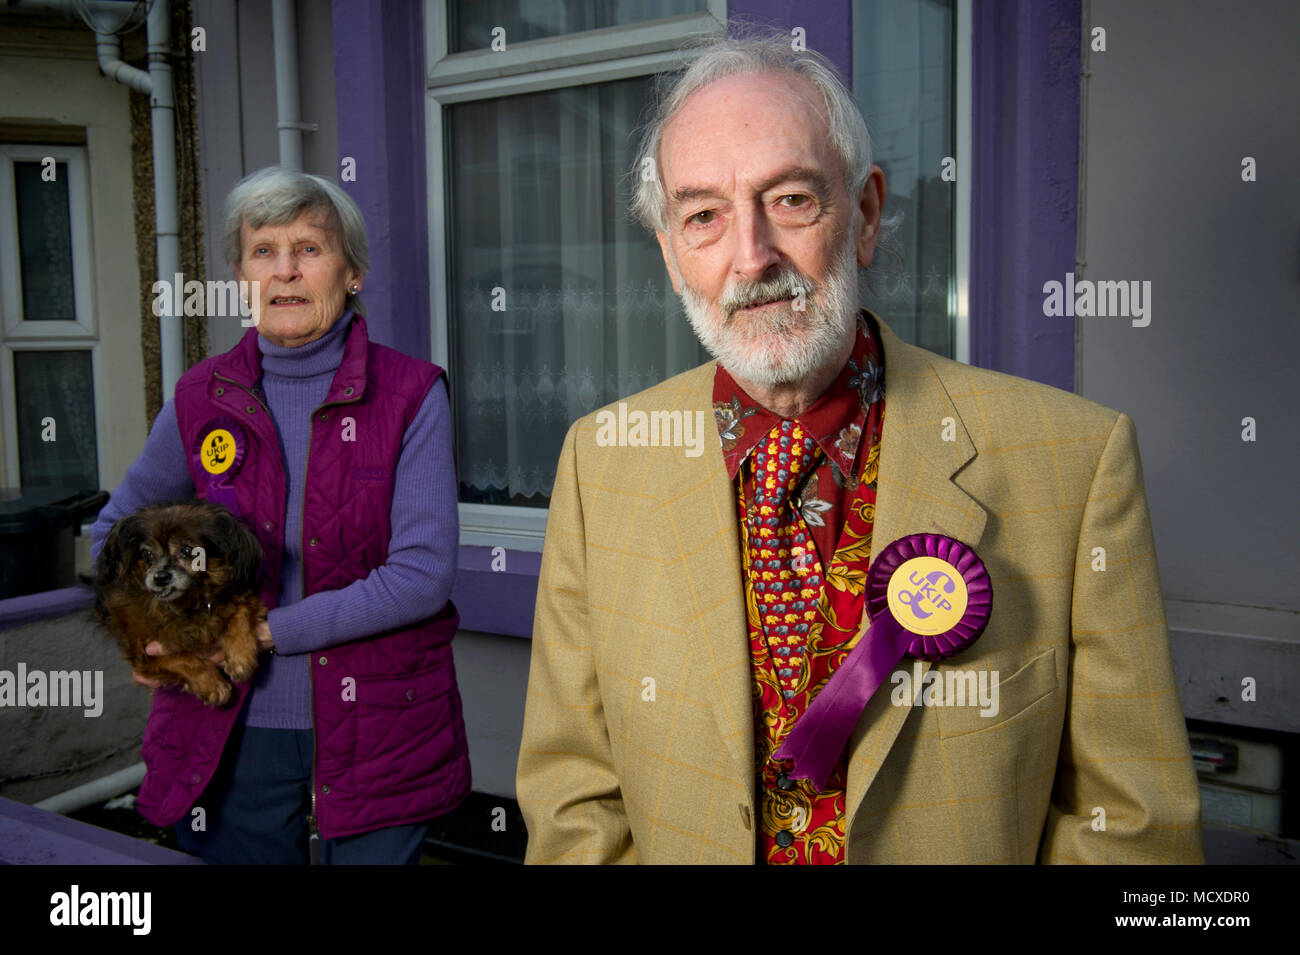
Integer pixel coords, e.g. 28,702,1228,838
655,231,683,294
855,165,887,269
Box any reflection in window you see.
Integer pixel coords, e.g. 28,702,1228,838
14,160,76,322
13,349,98,489
854,0,955,357
446,76,707,506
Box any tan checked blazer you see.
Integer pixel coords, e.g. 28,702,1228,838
517,311,1204,864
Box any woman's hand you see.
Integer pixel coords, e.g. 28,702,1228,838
255,619,274,652
131,620,273,688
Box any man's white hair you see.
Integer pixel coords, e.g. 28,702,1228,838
631,27,903,261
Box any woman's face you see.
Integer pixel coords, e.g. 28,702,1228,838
234,208,361,348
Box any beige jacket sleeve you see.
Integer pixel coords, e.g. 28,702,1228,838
1040,412,1205,863
516,421,637,864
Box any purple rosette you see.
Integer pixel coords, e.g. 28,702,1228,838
773,533,993,791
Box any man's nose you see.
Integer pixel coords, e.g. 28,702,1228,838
731,204,781,281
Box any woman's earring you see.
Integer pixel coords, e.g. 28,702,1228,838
349,285,359,294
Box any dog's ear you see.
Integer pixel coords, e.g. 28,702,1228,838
94,513,145,617
207,506,264,592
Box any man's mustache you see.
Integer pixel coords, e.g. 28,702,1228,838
719,268,818,319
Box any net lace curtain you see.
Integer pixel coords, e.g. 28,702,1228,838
451,77,705,506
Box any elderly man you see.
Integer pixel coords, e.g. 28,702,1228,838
516,36,1203,864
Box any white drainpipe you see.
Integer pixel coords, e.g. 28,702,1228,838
34,762,147,816
272,0,307,170
11,0,183,398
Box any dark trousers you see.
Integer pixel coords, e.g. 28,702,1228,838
174,724,430,865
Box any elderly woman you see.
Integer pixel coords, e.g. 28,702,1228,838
89,166,468,864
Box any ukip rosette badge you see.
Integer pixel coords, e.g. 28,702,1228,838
774,533,992,790
192,417,247,514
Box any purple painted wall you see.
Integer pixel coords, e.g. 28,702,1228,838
332,0,430,360
971,0,1079,390
728,0,852,79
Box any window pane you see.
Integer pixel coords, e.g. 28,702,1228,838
448,0,706,52
13,350,98,489
14,160,77,322
853,0,955,357
446,76,707,507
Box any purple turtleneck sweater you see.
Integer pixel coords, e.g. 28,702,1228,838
88,311,459,729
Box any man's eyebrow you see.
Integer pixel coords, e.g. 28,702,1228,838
669,166,835,207
754,166,834,196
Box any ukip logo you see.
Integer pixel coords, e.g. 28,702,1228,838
886,557,969,636
202,429,235,475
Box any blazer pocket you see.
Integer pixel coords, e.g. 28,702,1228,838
934,647,1058,739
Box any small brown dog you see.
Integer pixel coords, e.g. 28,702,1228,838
94,499,268,706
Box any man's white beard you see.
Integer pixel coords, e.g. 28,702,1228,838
677,238,859,388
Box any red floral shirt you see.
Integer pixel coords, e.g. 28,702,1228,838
712,311,885,864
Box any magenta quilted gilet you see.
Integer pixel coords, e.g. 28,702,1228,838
138,314,470,839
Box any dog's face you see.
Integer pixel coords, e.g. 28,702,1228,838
95,501,263,611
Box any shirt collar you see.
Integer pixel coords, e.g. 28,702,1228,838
712,311,885,479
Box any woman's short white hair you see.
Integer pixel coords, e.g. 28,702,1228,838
222,166,370,314
631,29,903,272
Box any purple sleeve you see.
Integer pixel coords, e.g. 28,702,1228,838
88,401,195,567
267,378,460,654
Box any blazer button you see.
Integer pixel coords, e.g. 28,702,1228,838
215,387,224,396
309,537,318,546
319,412,328,421
318,656,327,666
262,521,273,532
344,386,353,395
405,688,415,701
321,785,330,795
246,404,256,414
777,773,795,791
775,830,795,848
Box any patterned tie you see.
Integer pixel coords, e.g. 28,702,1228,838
747,420,823,704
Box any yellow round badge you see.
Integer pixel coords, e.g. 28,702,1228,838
200,428,238,475
886,555,969,636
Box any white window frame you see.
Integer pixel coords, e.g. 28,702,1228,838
425,0,725,552
0,144,97,339
0,141,104,488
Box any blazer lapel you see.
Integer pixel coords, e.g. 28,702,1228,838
650,366,757,800
844,312,992,822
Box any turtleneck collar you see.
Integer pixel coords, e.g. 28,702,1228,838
257,309,354,380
